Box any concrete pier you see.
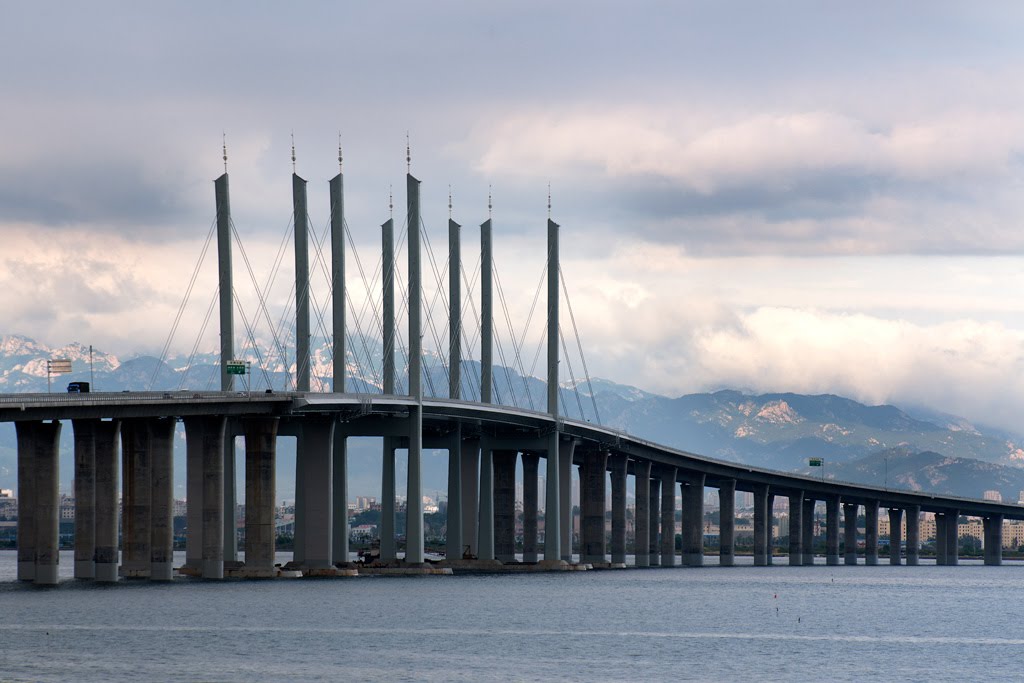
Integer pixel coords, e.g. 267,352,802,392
609,454,627,565
298,417,334,569
522,451,539,563
478,442,495,561
582,450,609,564
649,476,661,566
493,450,517,563
634,460,652,567
543,434,561,563
825,496,840,566
682,473,705,566
945,509,959,566
906,505,920,566
72,419,97,579
888,508,903,565
17,421,61,585
149,418,175,581
788,492,803,566
184,416,203,574
460,438,479,559
660,467,677,567
244,417,278,575
558,438,574,562
864,500,879,566
380,437,397,561
446,427,463,562
843,502,858,565
766,493,775,565
801,497,815,566
984,514,1003,566
332,434,349,567
223,436,238,564
94,421,120,583
185,415,227,579
121,418,151,577
753,484,769,566
935,513,947,565
718,479,735,567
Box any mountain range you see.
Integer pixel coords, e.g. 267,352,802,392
1,333,1023,504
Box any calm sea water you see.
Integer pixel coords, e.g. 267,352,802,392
1,551,1022,682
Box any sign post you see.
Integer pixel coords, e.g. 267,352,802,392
46,358,72,393
808,457,825,482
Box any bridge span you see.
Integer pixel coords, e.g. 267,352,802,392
6,390,1020,584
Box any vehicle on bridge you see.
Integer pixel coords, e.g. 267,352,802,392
66,382,90,393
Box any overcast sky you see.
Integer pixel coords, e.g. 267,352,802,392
4,2,1024,430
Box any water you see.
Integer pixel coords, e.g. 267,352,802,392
2,551,1022,682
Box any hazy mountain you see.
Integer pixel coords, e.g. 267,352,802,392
1,334,1022,503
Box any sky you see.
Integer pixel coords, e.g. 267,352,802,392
3,2,1024,431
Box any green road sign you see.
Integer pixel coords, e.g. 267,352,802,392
808,457,823,467
226,361,247,375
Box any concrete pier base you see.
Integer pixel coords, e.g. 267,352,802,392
184,415,227,580
801,497,815,566
843,502,858,565
610,454,627,565
634,460,651,567
582,450,609,564
788,491,803,566
478,443,495,561
660,467,677,567
888,508,903,566
380,437,397,562
935,514,947,565
984,515,1003,566
718,479,735,567
946,508,959,566
72,420,97,579
16,422,37,582
493,450,518,563
460,438,480,559
864,500,879,566
298,417,335,570
244,417,278,574
825,496,840,566
150,418,175,581
446,427,463,562
753,484,769,566
522,451,539,563
558,439,574,562
21,421,61,585
682,473,705,566
649,476,661,566
906,505,921,566
94,421,121,583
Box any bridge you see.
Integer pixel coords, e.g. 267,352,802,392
7,154,1021,584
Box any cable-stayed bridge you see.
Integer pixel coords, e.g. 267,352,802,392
7,151,1022,585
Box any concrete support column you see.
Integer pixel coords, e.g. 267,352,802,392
905,505,920,566
582,450,609,564
753,484,770,567
634,460,651,567
332,432,349,566
94,421,120,583
405,406,425,566
888,508,903,566
380,437,397,562
946,509,959,566
649,476,661,566
244,417,278,575
935,514,947,565
16,421,61,585
121,418,151,577
223,434,238,563
609,455,627,565
460,438,480,559
767,494,776,564
558,439,574,562
478,442,495,561
72,419,97,579
493,450,517,563
682,473,705,566
445,426,463,562
718,479,735,567
788,492,803,566
984,515,1003,566
801,497,815,566
660,467,677,567
543,433,560,563
825,496,840,566
16,422,37,581
298,417,334,570
521,451,539,563
864,500,879,566
149,418,175,582
184,416,204,573
184,416,226,579
843,502,858,565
